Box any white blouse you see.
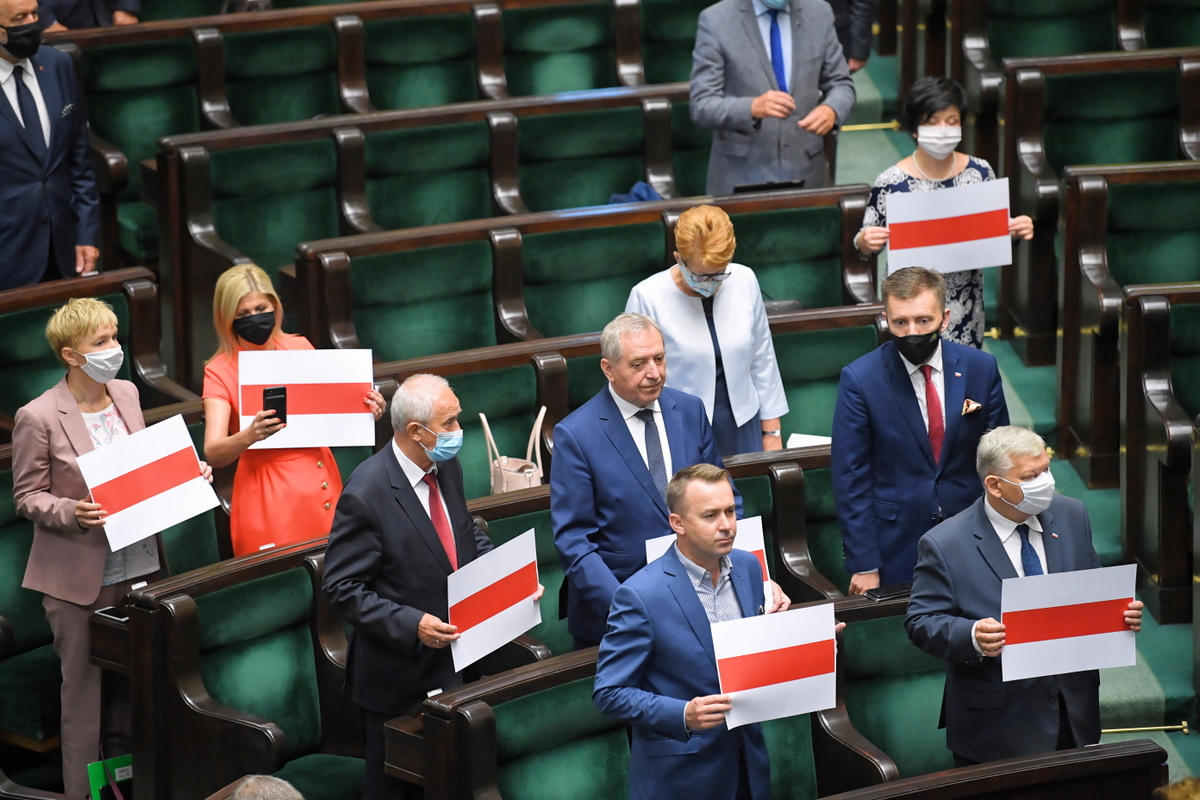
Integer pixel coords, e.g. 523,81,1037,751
625,264,789,427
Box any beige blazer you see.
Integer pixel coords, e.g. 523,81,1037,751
15,377,145,606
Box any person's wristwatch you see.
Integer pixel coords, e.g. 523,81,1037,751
762,429,781,438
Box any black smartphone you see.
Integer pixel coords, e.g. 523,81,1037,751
94,606,129,623
865,582,911,602
263,386,287,425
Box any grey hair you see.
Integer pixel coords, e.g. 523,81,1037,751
231,776,305,800
600,313,662,363
976,426,1046,482
390,374,451,432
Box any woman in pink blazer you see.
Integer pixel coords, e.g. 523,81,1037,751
12,298,209,799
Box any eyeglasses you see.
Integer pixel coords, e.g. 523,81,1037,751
679,259,731,283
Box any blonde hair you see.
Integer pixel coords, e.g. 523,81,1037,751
667,463,730,514
881,266,947,309
1155,778,1200,800
45,298,119,367
675,205,736,269
210,264,284,360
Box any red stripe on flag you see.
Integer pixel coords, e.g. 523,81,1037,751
449,562,538,633
240,383,372,416
889,209,1009,250
751,549,768,578
1004,598,1131,645
90,447,199,516
718,639,834,693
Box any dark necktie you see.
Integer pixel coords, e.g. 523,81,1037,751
919,364,945,464
12,64,47,158
635,408,668,502
1017,523,1043,577
422,472,458,570
769,10,788,94
701,295,731,403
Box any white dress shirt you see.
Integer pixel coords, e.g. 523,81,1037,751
970,498,1048,655
391,437,452,524
750,0,793,90
899,343,946,434
607,384,674,479
0,58,51,148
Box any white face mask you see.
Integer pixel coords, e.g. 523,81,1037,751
916,125,961,160
73,346,124,384
995,470,1055,517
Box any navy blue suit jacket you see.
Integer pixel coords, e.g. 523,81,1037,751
594,546,770,800
0,46,99,288
39,0,141,29
551,385,739,644
905,495,1103,763
831,340,1008,584
321,446,493,716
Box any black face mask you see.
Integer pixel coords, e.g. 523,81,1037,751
231,311,275,346
1,22,42,61
892,330,941,365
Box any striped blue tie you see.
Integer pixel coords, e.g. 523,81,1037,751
1017,524,1044,577
769,10,788,94
635,408,668,502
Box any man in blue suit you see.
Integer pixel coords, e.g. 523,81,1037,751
906,426,1143,765
0,0,100,289
594,464,771,800
832,267,1009,594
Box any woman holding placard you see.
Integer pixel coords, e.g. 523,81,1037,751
13,298,212,799
854,76,1034,348
202,264,385,557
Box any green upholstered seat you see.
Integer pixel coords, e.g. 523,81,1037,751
641,0,713,85
521,222,664,338
81,39,201,264
0,293,133,422
348,241,496,363
841,614,951,777
485,508,569,655
223,28,341,125
1042,69,1181,175
160,419,222,576
1169,304,1200,420
518,107,646,212
985,0,1117,61
564,354,606,413
209,140,341,280
451,366,542,501
672,102,712,199
364,15,479,110
1105,181,1200,289
503,4,617,96
728,207,846,310
271,753,365,800
1144,0,1200,47
762,713,819,800
363,124,493,232
491,676,629,800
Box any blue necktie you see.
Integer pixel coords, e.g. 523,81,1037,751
12,64,47,158
769,10,788,94
1017,524,1044,577
635,408,668,502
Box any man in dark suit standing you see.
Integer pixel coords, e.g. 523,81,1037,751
906,426,1143,766
323,374,532,799
552,313,788,649
38,0,140,32
0,0,100,288
832,267,1009,595
824,0,875,72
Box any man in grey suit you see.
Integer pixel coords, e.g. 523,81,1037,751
690,0,855,196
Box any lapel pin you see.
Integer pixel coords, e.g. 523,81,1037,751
955,372,962,377
1051,533,1059,539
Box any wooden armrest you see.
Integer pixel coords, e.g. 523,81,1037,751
490,226,542,342
334,127,382,235
464,634,552,682
88,609,131,675
140,158,160,206
840,192,875,304
335,15,375,114
642,97,677,199
813,699,900,795
475,3,508,100
90,131,129,196
614,0,645,86
489,112,529,216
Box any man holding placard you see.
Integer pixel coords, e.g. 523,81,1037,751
594,464,772,800
906,426,1143,766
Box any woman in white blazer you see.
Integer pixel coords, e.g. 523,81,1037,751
625,204,788,456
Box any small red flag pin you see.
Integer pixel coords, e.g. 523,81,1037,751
1051,533,1059,539
955,372,962,377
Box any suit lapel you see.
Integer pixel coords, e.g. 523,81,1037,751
664,548,717,662
972,499,1018,581
938,345,966,475
738,0,778,90
0,66,41,162
787,0,805,99
109,381,146,434
53,378,95,459
882,344,937,469
1039,508,1062,574
660,391,685,479
30,52,58,163
599,390,669,517
384,448,454,574
730,553,762,617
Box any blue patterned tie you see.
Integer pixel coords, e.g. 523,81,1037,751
13,64,47,158
769,10,788,94
635,408,668,502
1017,524,1044,577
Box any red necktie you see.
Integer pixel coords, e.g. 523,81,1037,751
422,473,458,570
920,364,945,465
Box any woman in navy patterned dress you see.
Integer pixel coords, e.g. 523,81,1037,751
854,77,1034,347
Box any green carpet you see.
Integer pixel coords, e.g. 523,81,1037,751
982,339,1056,437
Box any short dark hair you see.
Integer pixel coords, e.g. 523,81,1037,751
902,77,967,133
666,463,730,514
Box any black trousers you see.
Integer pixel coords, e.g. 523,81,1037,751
361,708,422,800
951,691,1077,769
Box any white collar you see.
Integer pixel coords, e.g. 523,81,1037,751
899,341,944,377
390,436,435,489
607,383,662,422
983,494,1043,543
0,58,33,82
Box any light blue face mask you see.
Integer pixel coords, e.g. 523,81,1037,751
761,0,789,11
420,425,464,462
679,261,729,298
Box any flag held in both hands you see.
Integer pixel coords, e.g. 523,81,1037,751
238,349,374,450
645,516,772,609
886,178,1012,274
712,602,837,729
76,415,219,552
1000,563,1137,682
448,529,541,672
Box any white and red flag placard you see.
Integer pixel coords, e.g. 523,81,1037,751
76,415,219,552
1001,563,1136,682
238,349,374,450
713,602,837,729
448,529,541,672
886,178,1012,274
645,516,771,608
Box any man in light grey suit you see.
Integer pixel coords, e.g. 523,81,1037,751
690,0,855,196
